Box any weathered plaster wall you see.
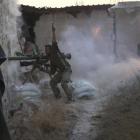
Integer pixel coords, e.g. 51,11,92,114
33,6,140,80
115,9,140,59
34,6,140,59
34,10,114,80
34,10,113,54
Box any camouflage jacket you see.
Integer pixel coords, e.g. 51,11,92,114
50,42,71,74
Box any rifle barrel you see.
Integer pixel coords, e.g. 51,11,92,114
7,56,48,61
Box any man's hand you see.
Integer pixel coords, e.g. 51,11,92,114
39,64,50,73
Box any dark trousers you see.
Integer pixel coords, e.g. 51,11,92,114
0,99,11,140
50,69,72,100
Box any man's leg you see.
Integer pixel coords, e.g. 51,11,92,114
50,72,62,99
61,69,73,101
61,81,73,101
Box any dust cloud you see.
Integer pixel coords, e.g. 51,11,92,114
59,23,140,90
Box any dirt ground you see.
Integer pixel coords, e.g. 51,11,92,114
7,75,140,140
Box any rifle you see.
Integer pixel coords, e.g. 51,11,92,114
7,55,48,61
5,54,49,84
51,24,71,65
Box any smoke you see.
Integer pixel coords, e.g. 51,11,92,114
94,58,140,90
59,25,114,82
35,8,140,93
59,23,140,90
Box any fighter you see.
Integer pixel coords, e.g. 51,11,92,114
43,24,73,102
1,24,73,102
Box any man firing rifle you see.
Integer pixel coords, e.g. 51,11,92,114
43,24,73,102
0,24,73,102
